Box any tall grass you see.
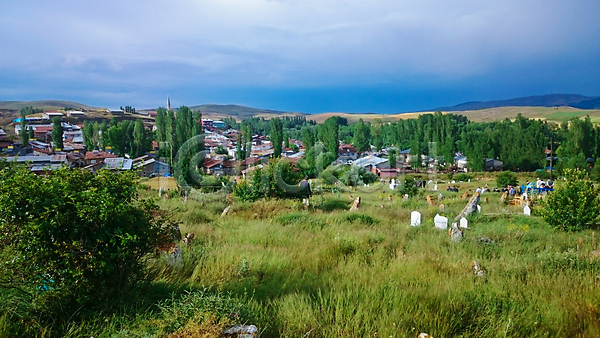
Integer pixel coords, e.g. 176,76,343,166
4,180,600,337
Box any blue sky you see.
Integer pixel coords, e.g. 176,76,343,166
1,0,599,113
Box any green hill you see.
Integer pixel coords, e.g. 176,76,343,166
0,100,98,111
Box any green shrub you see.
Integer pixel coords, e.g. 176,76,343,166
344,214,379,226
397,178,420,197
541,169,600,231
0,168,177,304
454,173,472,182
497,171,518,187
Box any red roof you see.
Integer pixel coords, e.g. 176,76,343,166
202,158,223,169
339,144,357,153
85,151,118,160
34,126,53,133
241,157,261,167
205,139,220,148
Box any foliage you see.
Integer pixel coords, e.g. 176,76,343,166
0,168,177,306
51,116,63,150
233,158,303,201
496,171,518,187
541,169,600,231
397,178,420,197
454,173,472,182
270,117,283,157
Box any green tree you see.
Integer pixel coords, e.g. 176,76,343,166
496,171,518,187
353,118,371,152
28,126,34,141
541,169,600,231
388,148,397,168
19,108,28,145
0,167,176,308
270,117,283,157
133,118,146,157
52,116,63,150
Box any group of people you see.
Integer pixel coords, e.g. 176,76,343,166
500,185,518,195
446,185,459,192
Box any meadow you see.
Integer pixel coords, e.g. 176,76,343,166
32,173,598,338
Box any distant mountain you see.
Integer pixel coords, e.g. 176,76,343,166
0,100,98,111
186,104,305,120
434,94,600,111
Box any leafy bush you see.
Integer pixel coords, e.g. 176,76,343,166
0,168,176,306
233,158,304,201
397,178,420,197
497,171,518,187
344,214,379,226
541,169,600,231
454,173,472,182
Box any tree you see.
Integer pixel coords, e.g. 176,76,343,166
52,116,63,150
133,118,146,157
270,117,283,157
19,108,28,145
28,126,34,141
0,167,177,308
496,171,518,187
353,119,370,152
388,148,397,168
541,169,600,231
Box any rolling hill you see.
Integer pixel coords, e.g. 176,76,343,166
433,94,600,111
0,100,99,111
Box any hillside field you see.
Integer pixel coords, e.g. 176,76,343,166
21,172,600,337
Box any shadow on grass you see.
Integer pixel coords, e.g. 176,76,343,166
314,198,349,212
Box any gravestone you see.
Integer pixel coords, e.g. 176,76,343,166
403,194,409,201
433,184,438,191
449,223,463,242
221,205,231,217
410,211,421,226
349,196,361,211
460,217,468,229
477,205,481,213
434,214,448,230
524,204,531,216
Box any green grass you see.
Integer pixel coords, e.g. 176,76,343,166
4,174,600,337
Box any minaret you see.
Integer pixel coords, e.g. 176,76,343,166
167,95,171,111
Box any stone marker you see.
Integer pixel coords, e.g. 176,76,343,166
349,196,361,211
468,260,486,278
223,324,258,338
524,204,531,216
460,217,468,229
419,333,433,338
434,214,448,230
455,192,480,221
410,211,421,226
439,204,445,211
434,184,438,191
449,223,463,242
403,194,409,201
477,205,481,213
438,193,445,201
221,205,231,217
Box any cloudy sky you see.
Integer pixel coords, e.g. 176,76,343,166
1,0,599,113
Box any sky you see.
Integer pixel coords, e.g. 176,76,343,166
1,0,599,113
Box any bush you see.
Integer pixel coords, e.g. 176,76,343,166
454,173,472,182
397,179,420,197
0,168,176,306
497,171,518,187
541,169,600,231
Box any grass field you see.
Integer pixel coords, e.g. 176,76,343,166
15,173,596,337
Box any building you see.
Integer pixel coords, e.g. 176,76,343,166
84,150,118,165
201,119,214,129
134,158,171,177
338,144,358,160
42,111,64,119
212,120,226,129
103,158,133,171
66,111,86,117
353,155,390,173
485,159,504,171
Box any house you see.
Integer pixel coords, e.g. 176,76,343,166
201,119,214,129
103,158,133,171
213,120,226,129
66,111,86,117
0,129,7,141
202,157,223,175
4,154,68,173
353,155,390,173
455,155,468,171
377,168,398,178
338,144,358,160
108,109,124,115
134,158,171,176
84,150,118,165
485,159,503,171
42,111,64,119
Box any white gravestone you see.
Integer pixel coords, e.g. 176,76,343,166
434,214,448,230
434,184,438,191
460,217,468,229
524,205,531,216
477,205,481,213
410,211,421,226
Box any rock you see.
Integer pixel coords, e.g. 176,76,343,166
182,233,195,245
411,211,421,226
223,324,258,338
434,214,448,230
449,223,463,242
468,260,486,278
439,204,445,211
388,194,393,201
477,236,495,244
500,191,508,202
349,196,361,211
459,217,468,229
484,197,489,203
221,205,231,217
455,192,480,221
